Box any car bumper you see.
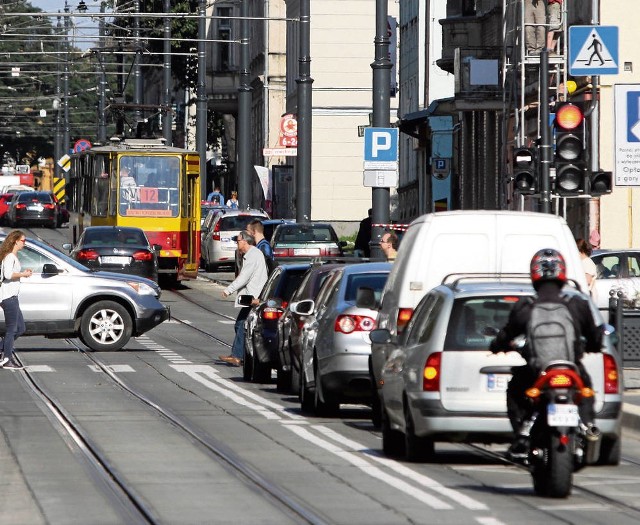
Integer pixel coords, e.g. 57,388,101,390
318,354,372,399
134,303,170,335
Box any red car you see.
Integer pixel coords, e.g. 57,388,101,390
0,193,14,224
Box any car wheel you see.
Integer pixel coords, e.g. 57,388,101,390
79,300,133,351
276,368,291,392
300,364,315,413
242,340,253,381
597,435,621,466
314,356,339,417
404,404,434,462
382,406,405,457
251,334,271,383
290,347,301,396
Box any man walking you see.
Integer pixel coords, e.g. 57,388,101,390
219,231,268,367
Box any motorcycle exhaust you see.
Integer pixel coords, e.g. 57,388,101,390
583,425,601,465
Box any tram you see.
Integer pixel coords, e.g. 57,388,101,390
68,137,201,284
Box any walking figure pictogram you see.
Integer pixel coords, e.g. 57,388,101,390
587,35,604,66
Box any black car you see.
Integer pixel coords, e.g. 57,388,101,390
7,191,58,228
277,263,345,394
63,226,160,282
242,263,310,389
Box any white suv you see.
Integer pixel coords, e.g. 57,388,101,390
200,208,269,271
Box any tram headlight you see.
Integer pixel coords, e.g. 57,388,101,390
127,281,158,296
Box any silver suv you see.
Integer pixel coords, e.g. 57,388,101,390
1,235,169,351
200,208,269,271
372,277,622,464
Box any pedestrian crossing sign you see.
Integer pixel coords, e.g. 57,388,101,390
569,26,618,76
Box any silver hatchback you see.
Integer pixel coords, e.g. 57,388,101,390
0,235,169,351
372,278,622,464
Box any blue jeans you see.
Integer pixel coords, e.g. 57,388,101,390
232,307,251,359
1,296,25,362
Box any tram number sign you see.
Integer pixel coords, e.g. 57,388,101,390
139,187,159,203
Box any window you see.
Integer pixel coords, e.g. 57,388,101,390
404,293,443,346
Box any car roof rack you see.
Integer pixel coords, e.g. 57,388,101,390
442,273,531,289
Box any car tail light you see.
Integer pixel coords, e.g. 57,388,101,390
334,315,376,334
132,250,153,261
273,247,290,257
326,247,341,256
603,353,619,394
77,249,99,261
43,203,55,209
397,308,414,332
15,203,26,210
262,307,283,321
212,221,221,241
422,352,441,391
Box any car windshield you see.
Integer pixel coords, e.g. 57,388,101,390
219,215,264,231
275,225,336,243
345,272,388,302
18,192,53,203
0,236,94,273
444,296,524,351
83,228,148,246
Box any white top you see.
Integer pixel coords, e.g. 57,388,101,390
1,253,21,301
224,246,268,300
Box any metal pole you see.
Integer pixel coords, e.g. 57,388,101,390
296,0,313,221
133,0,143,130
370,0,392,257
196,0,208,201
539,49,551,214
97,1,107,143
162,0,172,144
54,13,62,180
63,1,70,178
237,0,252,209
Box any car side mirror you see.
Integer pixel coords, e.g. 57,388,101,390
42,263,60,275
237,294,254,307
62,243,72,252
290,299,314,315
338,240,348,247
369,328,392,344
152,244,162,252
356,286,378,309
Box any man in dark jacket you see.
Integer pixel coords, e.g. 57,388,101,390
490,249,603,453
354,208,372,257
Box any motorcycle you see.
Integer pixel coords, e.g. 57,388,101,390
523,360,601,498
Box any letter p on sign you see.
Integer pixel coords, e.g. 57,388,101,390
364,127,398,163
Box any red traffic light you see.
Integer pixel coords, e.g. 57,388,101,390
555,103,584,131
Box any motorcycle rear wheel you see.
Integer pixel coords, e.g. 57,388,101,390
532,434,574,498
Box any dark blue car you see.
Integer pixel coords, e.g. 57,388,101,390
242,263,310,389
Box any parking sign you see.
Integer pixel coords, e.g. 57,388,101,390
364,127,398,165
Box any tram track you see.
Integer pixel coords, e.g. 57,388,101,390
12,339,330,525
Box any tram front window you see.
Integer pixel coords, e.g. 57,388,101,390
119,156,180,217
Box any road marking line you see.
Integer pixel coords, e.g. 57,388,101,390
24,365,55,372
286,424,452,510
314,425,488,511
89,364,135,373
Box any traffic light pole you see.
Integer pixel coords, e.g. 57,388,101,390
539,49,552,214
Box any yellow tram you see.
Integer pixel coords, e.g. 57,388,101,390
68,138,200,284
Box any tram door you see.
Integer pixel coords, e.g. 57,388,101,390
184,154,200,277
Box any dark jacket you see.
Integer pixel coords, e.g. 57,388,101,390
490,281,602,364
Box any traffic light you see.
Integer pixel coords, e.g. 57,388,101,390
590,170,612,196
553,102,588,196
512,147,537,194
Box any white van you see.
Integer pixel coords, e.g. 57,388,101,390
368,211,588,423
379,210,587,336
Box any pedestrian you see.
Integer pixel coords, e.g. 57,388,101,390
380,230,398,262
247,219,274,260
354,208,372,257
219,231,268,367
524,0,546,56
207,186,224,205
546,0,563,53
0,231,33,370
226,191,239,209
576,238,597,296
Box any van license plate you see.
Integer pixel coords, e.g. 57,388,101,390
547,404,579,426
486,374,509,392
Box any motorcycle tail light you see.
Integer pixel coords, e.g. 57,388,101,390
580,387,595,398
549,374,573,387
262,307,283,321
603,354,619,394
422,352,441,391
559,434,570,446
397,308,414,332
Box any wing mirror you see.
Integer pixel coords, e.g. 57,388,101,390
237,294,255,307
42,263,60,275
290,299,314,315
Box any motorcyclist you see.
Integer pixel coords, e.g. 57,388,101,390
489,248,603,456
